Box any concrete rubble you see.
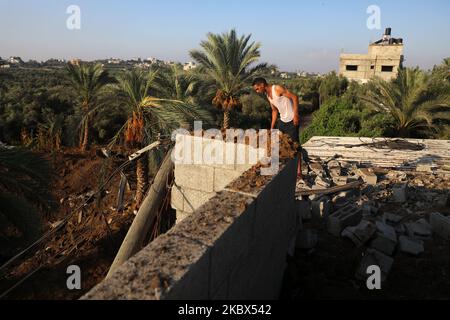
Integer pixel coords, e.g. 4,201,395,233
342,220,376,246
295,154,450,285
356,248,394,282
370,221,398,255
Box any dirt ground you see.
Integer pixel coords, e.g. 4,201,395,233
0,147,172,300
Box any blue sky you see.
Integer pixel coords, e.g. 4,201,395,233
0,0,449,72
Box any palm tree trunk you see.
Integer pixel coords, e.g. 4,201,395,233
106,149,174,278
81,118,89,152
223,109,230,129
135,153,149,206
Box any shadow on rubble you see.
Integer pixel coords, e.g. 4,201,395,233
280,183,450,300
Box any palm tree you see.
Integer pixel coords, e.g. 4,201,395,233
66,62,110,151
0,146,55,244
152,65,200,104
112,69,212,206
190,29,267,129
362,67,450,137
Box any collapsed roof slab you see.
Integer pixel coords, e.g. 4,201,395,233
302,137,450,174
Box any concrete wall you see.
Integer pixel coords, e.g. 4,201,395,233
171,134,265,223
82,157,299,300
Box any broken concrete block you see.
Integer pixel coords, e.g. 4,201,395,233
296,229,318,249
342,220,376,246
314,176,331,188
327,204,362,237
341,188,361,199
357,168,378,185
416,162,433,173
362,203,378,216
332,176,349,186
370,221,397,256
296,178,312,191
436,195,449,207
399,236,424,256
296,199,312,221
327,160,341,169
404,220,432,240
394,223,406,235
392,184,408,203
383,212,403,225
430,213,450,240
356,248,394,282
312,196,332,220
361,185,376,196
309,163,323,174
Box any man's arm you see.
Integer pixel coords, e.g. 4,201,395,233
270,103,278,130
274,85,299,126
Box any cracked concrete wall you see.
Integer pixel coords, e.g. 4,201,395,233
82,157,299,300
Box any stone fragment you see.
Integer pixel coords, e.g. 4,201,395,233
327,204,362,237
430,213,450,240
356,249,394,282
399,236,424,256
392,184,408,203
370,221,397,256
342,220,376,246
357,168,378,185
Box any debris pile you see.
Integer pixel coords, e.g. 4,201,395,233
295,155,450,286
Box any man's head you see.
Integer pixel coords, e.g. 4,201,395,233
252,77,268,94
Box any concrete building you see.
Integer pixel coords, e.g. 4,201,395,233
69,58,81,66
8,56,23,64
183,61,197,71
339,28,404,83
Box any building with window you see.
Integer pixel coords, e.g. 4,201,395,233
339,28,404,83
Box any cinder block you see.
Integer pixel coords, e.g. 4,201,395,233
357,168,378,185
399,235,424,256
327,204,362,237
209,205,254,295
370,221,398,255
333,176,349,186
171,185,184,211
356,248,394,282
297,199,311,221
430,213,450,240
342,220,376,246
213,167,244,191
165,245,211,300
176,187,215,214
404,220,432,240
175,164,214,192
176,210,191,224
392,184,408,203
312,196,333,220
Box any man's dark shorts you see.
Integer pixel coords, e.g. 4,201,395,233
278,120,300,144
277,120,307,161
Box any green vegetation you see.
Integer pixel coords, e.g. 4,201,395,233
0,146,55,244
190,29,267,129
112,68,212,205
0,31,449,237
362,67,450,138
300,60,450,142
66,63,112,151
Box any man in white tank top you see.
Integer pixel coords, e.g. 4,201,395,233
252,77,303,178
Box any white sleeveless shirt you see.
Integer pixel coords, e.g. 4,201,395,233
266,85,294,123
